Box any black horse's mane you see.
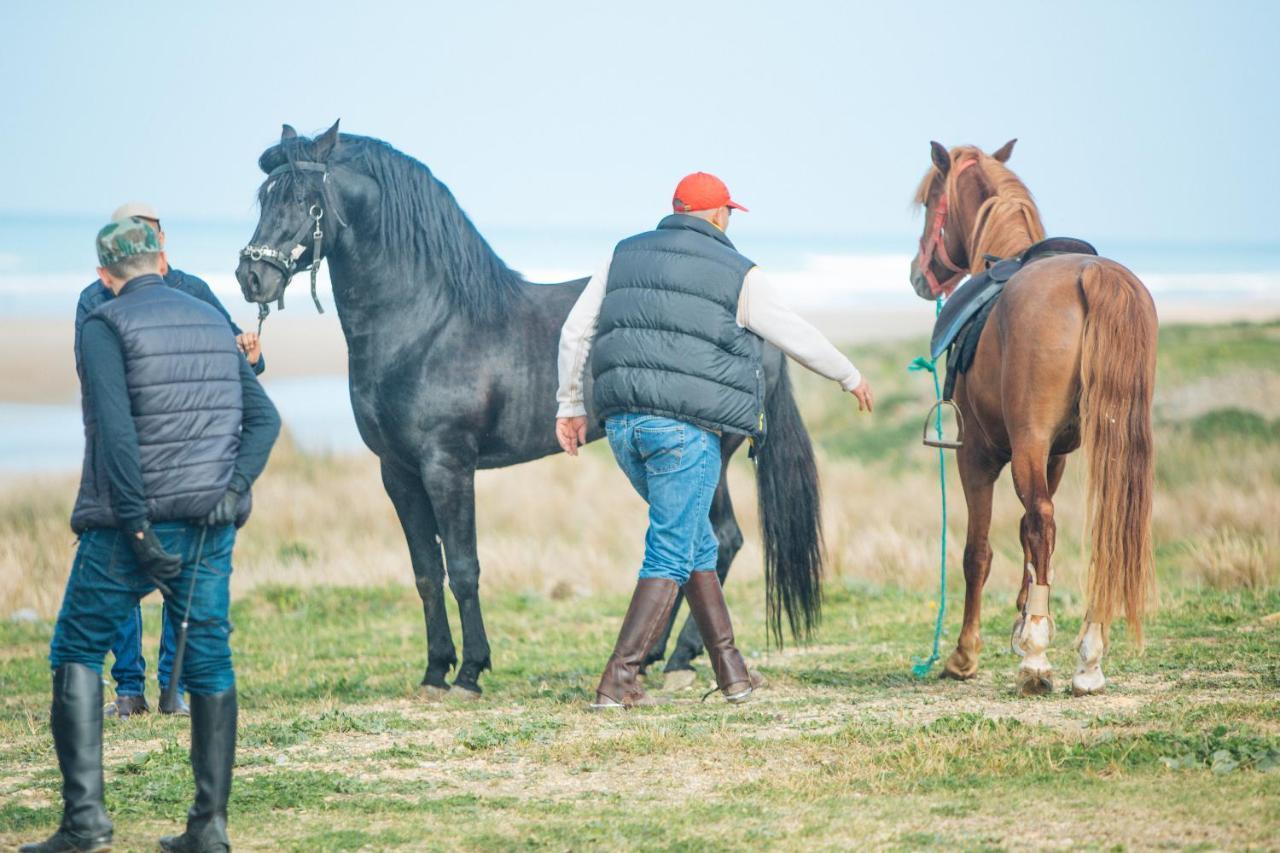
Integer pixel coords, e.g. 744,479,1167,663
257,133,524,324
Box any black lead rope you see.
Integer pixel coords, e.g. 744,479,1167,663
160,525,208,714
308,204,325,314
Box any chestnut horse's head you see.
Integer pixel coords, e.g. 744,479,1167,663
908,139,1018,300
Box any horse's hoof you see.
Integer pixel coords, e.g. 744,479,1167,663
1070,670,1106,696
1016,668,1054,696
449,683,483,702
663,669,698,692
941,649,979,680
420,683,450,701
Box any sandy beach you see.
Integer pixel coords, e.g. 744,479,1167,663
4,299,1277,405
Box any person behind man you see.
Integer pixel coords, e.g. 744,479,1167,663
555,172,873,709
24,218,280,853
74,201,266,720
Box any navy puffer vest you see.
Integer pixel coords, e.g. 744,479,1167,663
71,281,245,532
592,214,765,440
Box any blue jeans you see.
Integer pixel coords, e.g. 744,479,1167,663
109,602,181,697
51,522,237,696
606,414,721,585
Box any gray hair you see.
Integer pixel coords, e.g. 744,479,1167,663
104,252,162,281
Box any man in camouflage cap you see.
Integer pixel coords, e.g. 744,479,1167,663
24,218,280,853
75,203,268,723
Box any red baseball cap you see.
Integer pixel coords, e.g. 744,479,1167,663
672,172,748,213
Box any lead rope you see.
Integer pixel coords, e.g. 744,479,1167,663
308,204,325,314
160,525,208,714
908,298,950,677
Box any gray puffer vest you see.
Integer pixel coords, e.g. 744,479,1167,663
591,214,765,440
71,282,246,532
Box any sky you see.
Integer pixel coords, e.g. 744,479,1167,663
3,1,1278,249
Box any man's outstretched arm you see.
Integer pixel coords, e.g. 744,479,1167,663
738,268,873,411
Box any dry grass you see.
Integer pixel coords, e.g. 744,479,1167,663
1186,530,1275,591
3,323,1278,623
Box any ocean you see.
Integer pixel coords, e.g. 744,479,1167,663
2,214,1277,472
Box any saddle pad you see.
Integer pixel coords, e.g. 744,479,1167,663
943,295,999,400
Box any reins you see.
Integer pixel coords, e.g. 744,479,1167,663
241,158,344,334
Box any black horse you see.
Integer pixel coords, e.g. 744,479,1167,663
236,122,824,697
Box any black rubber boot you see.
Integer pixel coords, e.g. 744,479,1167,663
20,663,113,853
158,687,236,853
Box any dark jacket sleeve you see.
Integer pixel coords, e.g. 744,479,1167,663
179,272,267,376
229,357,281,494
79,317,148,529
74,284,102,381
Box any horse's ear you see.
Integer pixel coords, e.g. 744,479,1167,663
312,119,341,162
930,141,951,176
281,124,298,141
992,138,1017,162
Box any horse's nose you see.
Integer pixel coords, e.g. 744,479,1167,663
245,268,261,298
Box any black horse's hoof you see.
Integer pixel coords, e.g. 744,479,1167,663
663,668,698,691
449,683,482,702
420,683,450,701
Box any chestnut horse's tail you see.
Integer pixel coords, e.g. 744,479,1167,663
1078,260,1158,644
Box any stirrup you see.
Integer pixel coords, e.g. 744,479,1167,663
921,400,965,449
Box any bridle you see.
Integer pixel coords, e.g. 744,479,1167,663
240,159,340,331
916,157,978,298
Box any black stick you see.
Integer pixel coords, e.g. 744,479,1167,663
160,526,207,714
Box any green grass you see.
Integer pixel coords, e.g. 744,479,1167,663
1,581,1277,850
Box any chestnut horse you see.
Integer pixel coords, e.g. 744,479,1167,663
908,140,1157,695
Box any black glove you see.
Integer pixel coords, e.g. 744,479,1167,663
128,521,182,596
204,488,242,528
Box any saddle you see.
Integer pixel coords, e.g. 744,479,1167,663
931,237,1097,400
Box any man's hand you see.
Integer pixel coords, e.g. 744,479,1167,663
850,378,874,413
204,488,242,528
128,521,182,596
555,416,589,456
236,332,262,366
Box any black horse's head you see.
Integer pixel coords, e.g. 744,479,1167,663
237,120,346,306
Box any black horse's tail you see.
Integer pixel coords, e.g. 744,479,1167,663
755,360,823,644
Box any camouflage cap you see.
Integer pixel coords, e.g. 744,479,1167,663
96,217,161,267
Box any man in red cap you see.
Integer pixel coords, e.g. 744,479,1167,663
555,172,873,709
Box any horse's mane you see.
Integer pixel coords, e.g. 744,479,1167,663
258,133,524,324
913,145,1046,269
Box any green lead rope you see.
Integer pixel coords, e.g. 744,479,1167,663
908,298,949,678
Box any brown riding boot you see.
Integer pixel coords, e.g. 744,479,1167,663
684,571,754,703
592,578,679,709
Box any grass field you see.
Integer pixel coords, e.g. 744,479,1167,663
1,321,1278,850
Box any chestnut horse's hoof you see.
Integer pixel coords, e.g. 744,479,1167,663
1070,673,1106,696
1071,621,1108,696
1016,667,1054,696
941,648,980,680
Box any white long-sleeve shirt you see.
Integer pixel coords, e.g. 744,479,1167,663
556,257,862,418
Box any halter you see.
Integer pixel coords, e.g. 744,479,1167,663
916,157,978,298
240,159,336,332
